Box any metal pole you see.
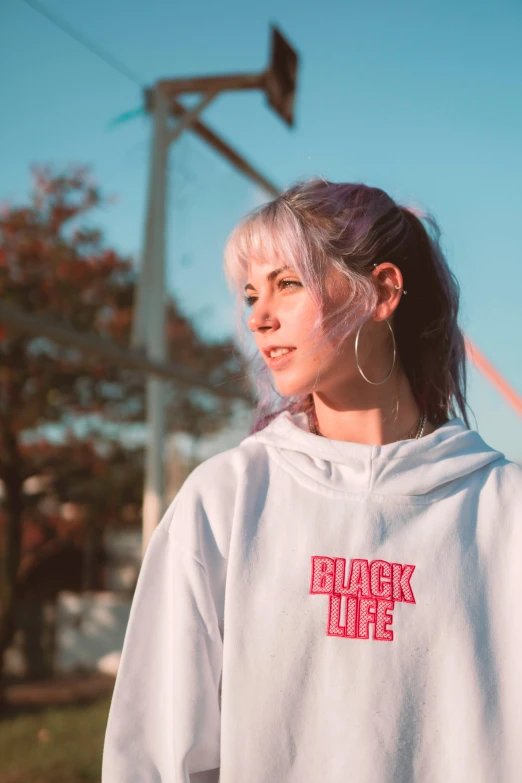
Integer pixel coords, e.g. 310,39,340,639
142,86,169,558
133,59,290,555
131,99,159,352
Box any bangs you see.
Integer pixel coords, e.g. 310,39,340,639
223,199,310,295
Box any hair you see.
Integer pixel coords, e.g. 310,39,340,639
223,177,472,436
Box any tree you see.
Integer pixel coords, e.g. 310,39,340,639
0,164,249,695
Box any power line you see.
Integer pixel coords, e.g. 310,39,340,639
17,0,281,196
19,0,143,87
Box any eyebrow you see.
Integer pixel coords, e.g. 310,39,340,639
244,264,293,293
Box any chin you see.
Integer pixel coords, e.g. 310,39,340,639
272,372,318,399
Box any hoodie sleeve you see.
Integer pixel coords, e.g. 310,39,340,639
101,489,223,783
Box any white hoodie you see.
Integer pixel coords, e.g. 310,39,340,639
102,411,522,783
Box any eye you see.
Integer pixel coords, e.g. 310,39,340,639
243,278,302,308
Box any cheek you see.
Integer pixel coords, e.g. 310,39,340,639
285,293,321,338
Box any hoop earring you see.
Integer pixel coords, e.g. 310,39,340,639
355,318,396,385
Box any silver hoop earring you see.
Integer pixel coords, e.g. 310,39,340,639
355,318,396,385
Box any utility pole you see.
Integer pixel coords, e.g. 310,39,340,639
138,86,169,560
131,25,300,557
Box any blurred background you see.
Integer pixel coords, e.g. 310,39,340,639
0,0,521,780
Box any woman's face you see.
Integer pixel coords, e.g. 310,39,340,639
245,258,356,398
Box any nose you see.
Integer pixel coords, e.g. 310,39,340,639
248,302,279,332
248,311,280,333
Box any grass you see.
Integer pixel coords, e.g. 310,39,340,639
0,694,112,783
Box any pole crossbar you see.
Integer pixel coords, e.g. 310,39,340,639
167,90,221,145
156,71,267,97
169,96,280,196
0,302,253,402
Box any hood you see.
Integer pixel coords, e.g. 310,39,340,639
244,410,505,497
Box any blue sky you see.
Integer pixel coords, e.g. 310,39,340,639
1,0,521,460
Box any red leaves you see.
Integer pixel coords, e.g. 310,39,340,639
0,164,135,349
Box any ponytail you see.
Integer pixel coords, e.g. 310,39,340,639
392,207,471,428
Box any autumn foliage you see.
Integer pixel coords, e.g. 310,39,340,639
0,164,248,690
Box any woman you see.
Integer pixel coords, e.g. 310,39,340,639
102,179,522,783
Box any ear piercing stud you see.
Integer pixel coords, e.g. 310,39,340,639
373,262,408,295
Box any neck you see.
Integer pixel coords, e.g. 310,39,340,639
308,374,436,445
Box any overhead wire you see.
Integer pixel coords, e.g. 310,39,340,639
19,0,144,87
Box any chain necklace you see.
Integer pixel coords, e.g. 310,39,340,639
307,408,428,441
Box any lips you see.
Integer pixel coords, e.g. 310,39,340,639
263,346,297,369
262,345,297,358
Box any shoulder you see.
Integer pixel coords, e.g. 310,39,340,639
484,457,522,496
181,433,270,500
478,458,522,535
158,436,271,557
180,429,274,503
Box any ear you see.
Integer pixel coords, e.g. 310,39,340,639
371,263,403,320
